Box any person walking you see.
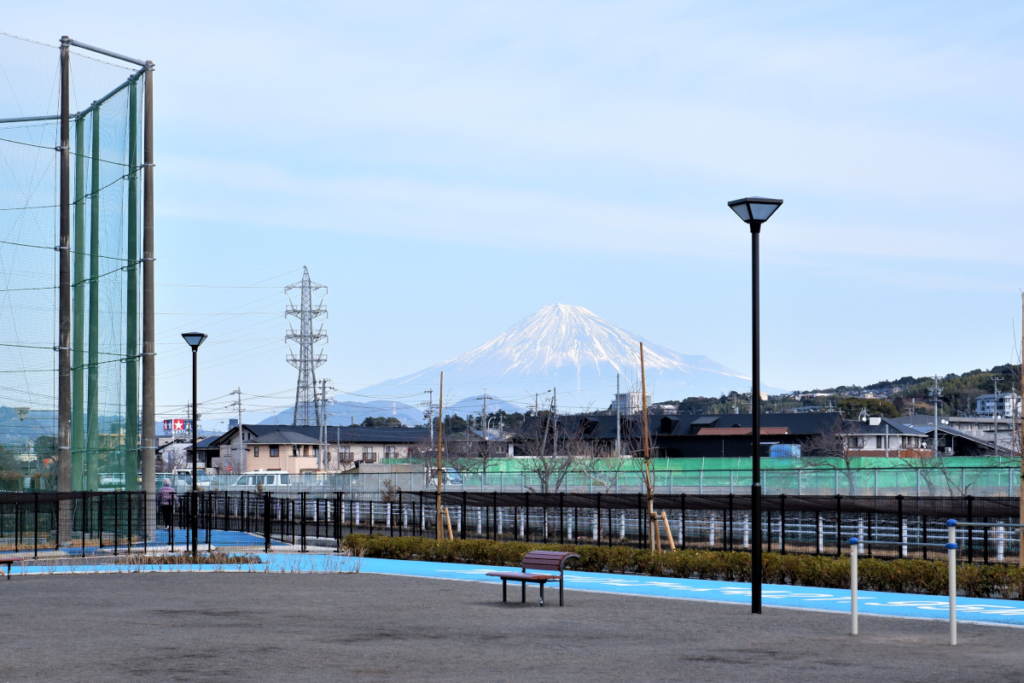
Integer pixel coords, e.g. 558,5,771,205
158,478,177,530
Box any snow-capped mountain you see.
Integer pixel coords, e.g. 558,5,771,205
355,304,775,411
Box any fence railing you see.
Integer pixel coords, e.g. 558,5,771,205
1,491,1020,565
191,467,1022,498
3,466,1019,497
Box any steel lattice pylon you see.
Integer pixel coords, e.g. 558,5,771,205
285,267,327,426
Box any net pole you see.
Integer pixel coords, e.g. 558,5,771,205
141,61,156,538
71,99,86,491
125,77,140,491
58,36,72,500
85,106,101,492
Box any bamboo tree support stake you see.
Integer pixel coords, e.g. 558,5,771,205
436,371,444,541
443,507,454,540
660,511,676,551
640,343,657,553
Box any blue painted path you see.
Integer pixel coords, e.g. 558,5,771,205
10,554,1024,628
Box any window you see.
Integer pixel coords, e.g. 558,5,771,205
279,474,290,484
312,445,319,459
875,436,883,449
338,446,353,463
302,445,309,457
363,447,376,463
252,446,259,458
270,446,279,457
384,446,398,458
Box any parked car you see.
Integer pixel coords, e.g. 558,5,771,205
228,470,293,491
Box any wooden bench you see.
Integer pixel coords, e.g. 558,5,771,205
486,550,579,607
0,558,19,580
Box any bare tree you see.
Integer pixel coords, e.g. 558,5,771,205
801,417,860,494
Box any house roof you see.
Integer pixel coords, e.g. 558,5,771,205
697,427,790,436
519,413,842,440
250,430,320,445
208,424,431,448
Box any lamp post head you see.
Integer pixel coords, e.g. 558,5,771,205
728,197,783,229
181,332,208,350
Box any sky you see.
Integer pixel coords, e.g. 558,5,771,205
5,1,1024,425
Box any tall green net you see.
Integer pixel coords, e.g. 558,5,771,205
0,34,143,491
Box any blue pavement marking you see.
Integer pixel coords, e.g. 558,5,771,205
145,529,285,547
344,557,1024,628
10,553,1024,629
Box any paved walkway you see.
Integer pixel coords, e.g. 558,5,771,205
10,554,1024,628
3,572,1023,683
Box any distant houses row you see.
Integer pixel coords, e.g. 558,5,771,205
158,411,1006,475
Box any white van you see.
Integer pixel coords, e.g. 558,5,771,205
426,467,463,489
170,468,211,493
228,470,292,491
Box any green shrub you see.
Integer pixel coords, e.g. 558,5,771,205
342,534,1024,600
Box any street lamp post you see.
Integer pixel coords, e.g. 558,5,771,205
728,196,783,615
181,332,207,557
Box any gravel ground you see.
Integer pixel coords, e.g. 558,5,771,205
2,572,1023,682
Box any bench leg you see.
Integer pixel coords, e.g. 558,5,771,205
521,581,526,604
502,579,507,603
539,582,545,607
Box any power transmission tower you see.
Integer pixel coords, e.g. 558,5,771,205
230,388,244,473
285,266,327,426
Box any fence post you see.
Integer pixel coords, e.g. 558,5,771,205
263,493,272,553
835,495,842,558
966,496,974,563
493,491,498,540
680,494,686,550
896,495,905,558
559,493,564,545
335,492,342,552
525,493,530,543
594,493,600,542
461,491,467,540
33,492,39,559
997,526,1005,562
947,519,958,646
300,492,308,553
816,513,822,554
780,493,786,555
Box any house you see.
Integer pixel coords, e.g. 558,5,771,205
515,413,842,458
207,424,431,473
975,393,1020,419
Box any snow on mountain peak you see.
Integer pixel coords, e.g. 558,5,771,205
355,304,762,409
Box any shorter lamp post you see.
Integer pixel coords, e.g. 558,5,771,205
181,332,207,557
727,196,783,615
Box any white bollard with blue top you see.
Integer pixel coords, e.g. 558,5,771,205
849,520,958,646
849,536,859,636
947,519,957,646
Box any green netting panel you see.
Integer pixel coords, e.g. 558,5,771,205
0,34,142,491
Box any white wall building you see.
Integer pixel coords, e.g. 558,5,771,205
975,393,1020,419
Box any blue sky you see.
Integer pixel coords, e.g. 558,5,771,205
8,1,1024,422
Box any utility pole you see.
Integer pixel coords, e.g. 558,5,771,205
616,373,621,457
436,372,444,541
552,387,558,457
994,376,1003,458
482,389,488,443
318,378,329,469
1019,293,1023,567
640,343,655,553
230,388,244,474
930,376,942,459
424,389,434,441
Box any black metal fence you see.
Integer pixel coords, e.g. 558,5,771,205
1,491,1020,565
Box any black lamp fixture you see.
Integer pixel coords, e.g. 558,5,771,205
181,332,207,350
181,332,207,557
727,197,783,225
727,196,783,616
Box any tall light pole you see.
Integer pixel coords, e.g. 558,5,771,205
728,196,783,615
181,332,207,557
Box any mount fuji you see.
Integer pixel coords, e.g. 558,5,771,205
354,304,776,412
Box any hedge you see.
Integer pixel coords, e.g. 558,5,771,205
342,534,1024,600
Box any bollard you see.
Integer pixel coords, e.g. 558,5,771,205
850,537,859,635
947,520,958,646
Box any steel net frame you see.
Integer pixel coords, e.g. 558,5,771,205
0,35,154,506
